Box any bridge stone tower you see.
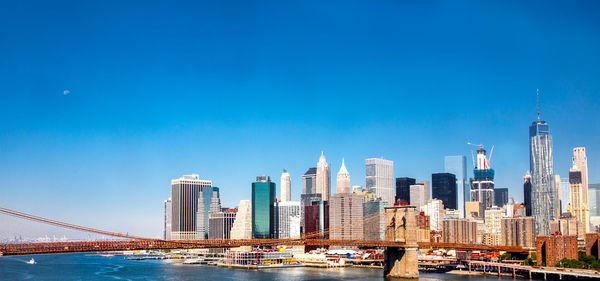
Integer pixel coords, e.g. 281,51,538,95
384,205,419,279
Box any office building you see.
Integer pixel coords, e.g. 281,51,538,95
164,198,172,240
410,184,426,208
550,216,578,236
330,193,363,240
208,209,237,239
432,173,457,210
278,201,301,239
302,167,317,194
304,201,329,239
523,173,533,216
197,186,221,239
494,188,508,207
442,219,477,244
300,193,322,232
529,92,557,235
570,159,590,237
484,206,504,245
316,152,331,201
554,175,562,219
363,199,386,240
395,177,416,204
445,155,468,218
281,169,291,202
561,178,570,214
501,216,535,247
470,146,495,212
336,158,351,194
366,158,395,205
230,200,252,239
417,180,430,202
252,176,277,239
590,184,600,217
171,174,212,240
425,199,444,231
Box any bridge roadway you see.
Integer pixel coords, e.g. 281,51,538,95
0,239,530,256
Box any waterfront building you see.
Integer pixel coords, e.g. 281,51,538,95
230,200,252,239
494,188,508,207
432,173,457,210
316,152,331,201
302,167,317,194
278,201,301,239
171,174,212,240
330,193,363,240
529,92,557,235
395,177,416,204
252,175,277,239
208,209,237,239
409,184,426,208
442,219,477,244
536,235,578,267
363,199,386,240
465,201,482,219
416,180,430,202
164,198,172,240
470,146,495,212
304,201,329,239
197,186,221,239
425,199,444,231
523,173,533,216
484,206,504,245
445,155,468,218
280,169,291,202
569,159,590,238
336,158,350,194
590,184,600,217
366,158,394,205
501,216,535,247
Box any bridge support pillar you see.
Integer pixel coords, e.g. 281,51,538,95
384,247,418,279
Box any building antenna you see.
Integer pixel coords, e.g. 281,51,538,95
537,88,540,121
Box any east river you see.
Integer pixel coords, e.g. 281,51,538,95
0,253,519,280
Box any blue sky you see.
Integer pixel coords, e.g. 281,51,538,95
1,1,599,238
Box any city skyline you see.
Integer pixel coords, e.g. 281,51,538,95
1,1,600,238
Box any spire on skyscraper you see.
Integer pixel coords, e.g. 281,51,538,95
537,88,540,121
338,158,349,175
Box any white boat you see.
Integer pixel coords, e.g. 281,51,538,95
26,258,36,264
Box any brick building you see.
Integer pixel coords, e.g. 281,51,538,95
536,235,578,266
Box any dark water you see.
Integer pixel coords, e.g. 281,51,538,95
0,253,515,280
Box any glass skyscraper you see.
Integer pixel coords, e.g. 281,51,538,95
529,116,556,235
444,155,467,217
395,177,416,204
432,173,457,210
589,184,600,217
252,175,277,239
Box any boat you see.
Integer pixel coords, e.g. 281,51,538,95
27,258,36,264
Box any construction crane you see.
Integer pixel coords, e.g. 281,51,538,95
467,142,482,167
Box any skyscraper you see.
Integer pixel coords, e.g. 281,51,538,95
278,201,301,238
281,169,291,202
171,174,212,240
529,90,556,235
445,155,468,218
494,188,508,207
432,173,457,210
409,184,426,208
366,158,394,205
572,147,590,235
417,180,430,202
561,178,570,214
208,209,237,239
590,184,600,217
395,177,416,204
470,146,495,212
230,200,252,240
570,159,589,237
363,199,386,240
523,173,532,217
302,167,317,194
336,158,350,194
164,198,172,240
252,175,277,239
330,193,363,240
316,152,331,201
197,186,221,239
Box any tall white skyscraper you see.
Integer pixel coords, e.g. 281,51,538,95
365,158,394,205
409,184,426,208
570,147,590,236
316,151,331,201
281,169,291,202
445,155,467,218
164,198,172,240
529,90,556,235
336,158,350,194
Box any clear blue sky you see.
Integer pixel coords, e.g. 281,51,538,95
1,1,599,239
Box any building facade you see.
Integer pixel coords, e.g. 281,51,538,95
278,201,301,239
470,147,495,213
484,206,504,245
336,159,350,194
171,174,212,240
280,169,291,202
302,167,317,194
230,200,252,239
523,173,533,217
164,198,172,240
409,184,426,208
501,216,535,247
432,173,457,211
395,177,416,204
590,184,600,217
442,219,477,244
197,186,221,239
366,158,394,205
425,199,444,232
330,193,363,240
363,199,386,240
252,176,277,239
445,155,468,218
316,152,331,201
570,147,590,236
208,210,237,239
304,201,329,239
